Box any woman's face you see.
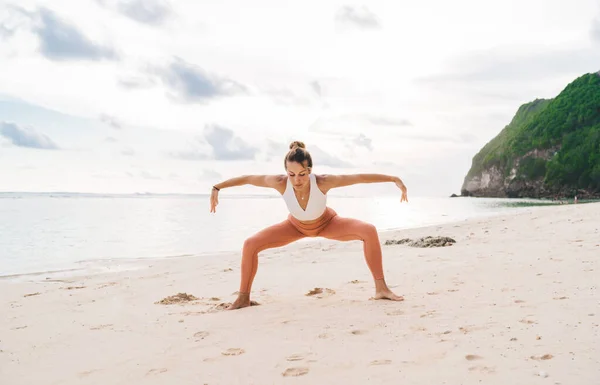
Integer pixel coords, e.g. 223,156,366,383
285,161,310,190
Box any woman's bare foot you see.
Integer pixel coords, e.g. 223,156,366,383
373,289,404,301
373,278,404,301
227,293,251,310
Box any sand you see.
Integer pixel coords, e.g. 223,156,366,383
1,202,599,384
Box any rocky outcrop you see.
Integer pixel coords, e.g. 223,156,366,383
461,147,559,198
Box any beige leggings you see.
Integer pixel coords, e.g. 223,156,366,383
238,207,385,294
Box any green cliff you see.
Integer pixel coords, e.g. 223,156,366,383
461,72,600,198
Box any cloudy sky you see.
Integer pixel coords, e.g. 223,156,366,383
1,0,599,196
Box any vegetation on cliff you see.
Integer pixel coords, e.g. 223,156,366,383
464,72,600,196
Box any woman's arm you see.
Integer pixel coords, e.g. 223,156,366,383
213,174,285,191
210,175,286,213
320,173,401,189
319,173,408,202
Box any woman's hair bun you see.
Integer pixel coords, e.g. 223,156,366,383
289,141,306,149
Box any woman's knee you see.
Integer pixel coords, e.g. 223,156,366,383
242,236,260,255
360,222,379,240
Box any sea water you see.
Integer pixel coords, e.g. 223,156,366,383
0,193,553,277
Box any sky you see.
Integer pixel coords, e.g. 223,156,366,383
0,0,599,197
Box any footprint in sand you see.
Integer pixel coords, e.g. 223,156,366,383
553,296,568,300
386,310,404,316
305,288,335,298
78,369,100,377
155,293,199,305
97,282,118,289
90,324,113,330
459,326,480,334
63,286,86,290
468,365,495,374
420,310,437,318
282,367,309,377
286,354,306,361
24,292,41,297
180,311,206,316
146,368,168,375
193,331,209,340
351,330,367,335
530,354,553,360
465,354,483,361
370,360,392,366
212,303,231,311
222,348,245,356
519,318,536,325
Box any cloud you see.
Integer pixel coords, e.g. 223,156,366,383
105,136,117,143
0,121,59,149
263,140,353,168
100,114,122,129
121,147,135,156
394,132,476,144
308,113,413,138
204,124,258,160
0,23,15,38
140,170,161,180
169,137,211,161
199,169,222,181
155,57,247,103
116,0,172,26
27,7,117,61
308,144,354,168
0,6,30,39
118,75,157,89
263,87,311,106
352,133,373,151
310,81,322,97
335,5,381,30
364,115,412,127
262,139,286,162
592,17,600,44
416,46,600,88
170,124,258,161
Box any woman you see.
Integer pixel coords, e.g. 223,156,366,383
210,141,408,310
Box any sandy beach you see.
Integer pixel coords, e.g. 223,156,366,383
1,202,599,384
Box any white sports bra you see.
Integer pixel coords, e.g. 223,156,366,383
282,173,327,221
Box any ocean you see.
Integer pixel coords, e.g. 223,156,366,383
0,193,555,277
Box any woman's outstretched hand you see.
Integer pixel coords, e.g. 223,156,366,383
210,188,219,213
395,177,408,203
